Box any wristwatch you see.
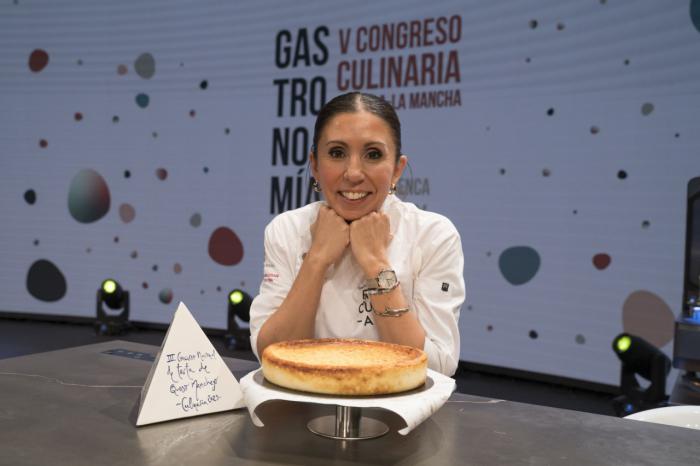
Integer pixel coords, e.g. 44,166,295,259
363,269,399,294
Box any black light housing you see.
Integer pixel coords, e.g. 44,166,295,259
95,279,130,335
611,333,671,416
225,289,251,350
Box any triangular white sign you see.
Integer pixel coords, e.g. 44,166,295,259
136,302,245,426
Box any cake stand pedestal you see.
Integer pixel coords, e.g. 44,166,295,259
307,405,389,440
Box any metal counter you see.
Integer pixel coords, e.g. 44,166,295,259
0,341,696,465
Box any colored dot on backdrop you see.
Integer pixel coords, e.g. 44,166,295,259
74,112,83,121
142,282,149,289
575,334,586,344
173,263,182,274
499,168,506,175
573,209,578,215
134,53,155,79
152,132,158,138
124,170,131,178
24,189,36,205
592,253,611,270
152,264,158,271
542,168,551,177
112,116,120,123
498,246,541,285
199,80,208,90
76,59,83,66
691,0,700,33
33,239,39,246
189,110,196,117
68,169,111,223
641,102,654,116
546,108,554,116
159,288,173,304
556,22,565,31
156,168,168,180
487,325,493,332
28,49,49,72
617,170,627,179
39,139,48,148
119,203,135,223
225,128,231,135
529,330,538,339
525,57,531,63
117,64,128,75
190,213,202,227
622,290,674,347
135,93,149,108
529,19,538,29
26,259,67,302
130,250,138,259
86,247,92,253
642,220,651,229
590,126,600,135
624,59,630,66
203,167,209,173
675,133,680,138
216,286,222,292
113,236,119,243
208,226,244,266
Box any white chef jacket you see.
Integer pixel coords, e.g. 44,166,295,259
249,194,465,376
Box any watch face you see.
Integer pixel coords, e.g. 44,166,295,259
377,270,397,288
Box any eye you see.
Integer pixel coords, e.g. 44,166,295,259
328,147,345,159
366,149,383,160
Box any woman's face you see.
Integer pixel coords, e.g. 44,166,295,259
311,110,407,221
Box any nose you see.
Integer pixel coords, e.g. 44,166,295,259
344,154,364,183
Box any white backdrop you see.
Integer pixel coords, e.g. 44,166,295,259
2,0,699,386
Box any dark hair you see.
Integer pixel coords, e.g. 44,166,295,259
312,92,402,161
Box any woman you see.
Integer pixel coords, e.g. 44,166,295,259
250,92,465,376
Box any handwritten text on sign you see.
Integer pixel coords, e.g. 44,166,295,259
165,350,221,413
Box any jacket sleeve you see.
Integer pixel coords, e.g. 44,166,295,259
249,219,296,360
412,220,465,376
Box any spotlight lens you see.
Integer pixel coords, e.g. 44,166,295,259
230,290,243,305
616,335,631,353
102,279,117,294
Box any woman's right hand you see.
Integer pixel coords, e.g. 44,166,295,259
308,205,350,268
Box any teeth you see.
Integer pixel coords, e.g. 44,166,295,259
341,192,368,200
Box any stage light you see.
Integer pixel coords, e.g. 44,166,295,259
228,289,251,323
611,333,671,417
225,289,251,350
615,335,631,353
95,278,130,335
230,290,244,306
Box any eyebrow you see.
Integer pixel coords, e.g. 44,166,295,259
325,140,388,148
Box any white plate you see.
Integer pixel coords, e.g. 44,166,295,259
625,405,700,430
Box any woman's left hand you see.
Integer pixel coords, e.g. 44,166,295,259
349,211,392,277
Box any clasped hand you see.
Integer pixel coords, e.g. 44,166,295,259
309,206,391,277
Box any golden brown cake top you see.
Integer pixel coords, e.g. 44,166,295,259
262,338,427,371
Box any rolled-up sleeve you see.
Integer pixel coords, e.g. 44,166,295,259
412,222,465,376
249,220,295,360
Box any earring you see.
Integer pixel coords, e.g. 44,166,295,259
312,179,322,192
389,183,397,195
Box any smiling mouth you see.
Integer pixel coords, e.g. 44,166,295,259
340,191,369,200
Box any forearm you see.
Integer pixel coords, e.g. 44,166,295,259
256,253,328,355
369,286,426,349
